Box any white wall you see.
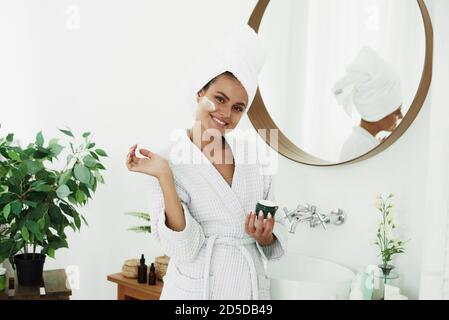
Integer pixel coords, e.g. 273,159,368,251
0,0,440,300
419,0,449,299
0,0,26,138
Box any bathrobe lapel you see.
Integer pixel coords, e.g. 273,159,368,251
179,130,246,218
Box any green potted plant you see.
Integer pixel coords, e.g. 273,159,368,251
373,193,407,284
0,128,107,286
124,212,151,234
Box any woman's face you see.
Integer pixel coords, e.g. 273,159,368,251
196,74,249,136
379,106,404,132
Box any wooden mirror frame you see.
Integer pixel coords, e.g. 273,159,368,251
247,0,434,166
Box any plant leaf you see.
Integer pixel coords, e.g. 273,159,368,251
58,169,72,186
26,220,41,234
80,214,89,227
48,204,63,225
50,143,64,157
10,200,22,215
74,163,91,184
32,184,52,192
36,131,44,147
95,149,108,157
37,217,45,229
127,226,151,233
59,128,74,138
7,150,20,161
56,185,71,199
82,155,97,169
47,247,55,258
73,212,81,230
75,189,86,204
21,226,29,241
3,203,11,219
124,212,151,221
90,151,99,160
23,200,38,208
24,160,44,175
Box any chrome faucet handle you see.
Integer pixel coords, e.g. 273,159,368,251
309,206,328,230
330,209,346,225
297,204,311,213
282,204,346,233
282,207,295,222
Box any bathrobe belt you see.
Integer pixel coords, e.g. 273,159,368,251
202,235,259,300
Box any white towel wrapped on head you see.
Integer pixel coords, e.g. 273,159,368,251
333,46,402,122
185,23,266,111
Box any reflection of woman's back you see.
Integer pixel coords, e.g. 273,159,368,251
333,46,404,162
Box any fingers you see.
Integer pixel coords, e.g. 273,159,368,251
247,212,256,234
127,144,137,162
254,211,264,237
244,210,276,248
139,148,154,158
244,212,250,235
130,144,138,158
262,213,274,237
126,144,138,170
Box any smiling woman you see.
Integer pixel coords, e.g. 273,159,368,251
196,71,248,133
126,24,289,300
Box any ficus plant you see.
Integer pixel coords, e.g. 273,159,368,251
0,128,107,267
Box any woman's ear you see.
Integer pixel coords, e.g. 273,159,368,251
196,89,205,103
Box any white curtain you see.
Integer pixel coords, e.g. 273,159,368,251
419,0,449,300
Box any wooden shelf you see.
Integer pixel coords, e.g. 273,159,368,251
1,269,72,300
107,273,163,300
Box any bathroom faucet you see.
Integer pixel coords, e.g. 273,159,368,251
281,204,346,233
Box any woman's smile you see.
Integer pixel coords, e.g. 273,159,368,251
210,114,229,128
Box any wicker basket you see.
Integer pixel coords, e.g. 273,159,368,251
155,255,169,281
121,259,140,279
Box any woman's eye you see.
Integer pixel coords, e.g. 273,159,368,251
233,106,244,113
215,96,225,104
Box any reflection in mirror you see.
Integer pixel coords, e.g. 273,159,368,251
258,0,425,163
333,46,404,162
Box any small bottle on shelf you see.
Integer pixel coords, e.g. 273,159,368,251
137,254,147,284
148,263,156,285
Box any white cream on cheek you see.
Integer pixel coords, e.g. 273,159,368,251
202,96,216,112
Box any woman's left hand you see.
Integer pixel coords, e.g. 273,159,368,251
245,211,276,246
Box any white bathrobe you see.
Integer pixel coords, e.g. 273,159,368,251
147,130,288,300
339,126,380,162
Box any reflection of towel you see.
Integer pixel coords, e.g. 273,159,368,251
185,24,266,111
333,46,402,122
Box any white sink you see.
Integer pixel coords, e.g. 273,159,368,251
266,253,355,300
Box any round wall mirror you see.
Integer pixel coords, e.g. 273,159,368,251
248,0,433,166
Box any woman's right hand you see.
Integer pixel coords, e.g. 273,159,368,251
126,144,172,180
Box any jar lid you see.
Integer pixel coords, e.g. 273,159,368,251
0,267,6,276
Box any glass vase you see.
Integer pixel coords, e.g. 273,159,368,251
374,264,399,300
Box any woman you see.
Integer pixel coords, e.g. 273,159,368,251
333,46,404,162
126,24,287,300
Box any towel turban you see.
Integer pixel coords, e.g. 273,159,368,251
333,46,402,122
186,23,266,111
